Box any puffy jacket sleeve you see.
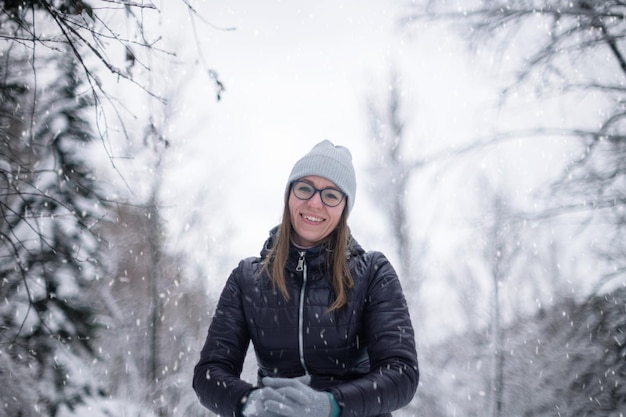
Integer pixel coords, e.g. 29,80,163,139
193,261,254,417
329,251,419,416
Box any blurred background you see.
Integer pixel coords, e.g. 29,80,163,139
1,1,625,416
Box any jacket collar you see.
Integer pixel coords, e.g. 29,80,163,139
260,225,363,268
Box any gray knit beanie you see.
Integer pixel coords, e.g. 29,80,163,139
287,140,357,214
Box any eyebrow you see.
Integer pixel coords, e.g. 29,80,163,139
298,179,341,191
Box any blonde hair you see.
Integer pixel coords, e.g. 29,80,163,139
262,192,354,311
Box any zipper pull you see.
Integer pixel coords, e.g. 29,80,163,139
296,251,305,272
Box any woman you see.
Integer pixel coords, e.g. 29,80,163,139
193,140,419,417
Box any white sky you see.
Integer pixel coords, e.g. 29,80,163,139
161,0,504,254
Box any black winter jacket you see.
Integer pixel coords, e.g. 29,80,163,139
193,229,419,416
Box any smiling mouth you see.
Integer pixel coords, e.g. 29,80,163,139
302,214,324,223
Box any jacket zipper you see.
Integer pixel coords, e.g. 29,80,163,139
296,251,309,374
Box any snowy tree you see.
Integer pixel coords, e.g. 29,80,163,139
365,70,427,311
394,6,626,410
89,201,213,417
1,2,223,416
418,284,625,417
475,177,523,417
0,50,105,416
82,61,221,417
403,0,626,291
0,0,224,144
556,288,626,415
500,286,626,416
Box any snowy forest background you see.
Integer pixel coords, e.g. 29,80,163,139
1,1,625,416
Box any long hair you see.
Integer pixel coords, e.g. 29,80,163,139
262,190,354,311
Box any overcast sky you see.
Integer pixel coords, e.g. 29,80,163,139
158,0,505,254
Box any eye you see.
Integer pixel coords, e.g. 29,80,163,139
295,183,314,194
322,189,342,201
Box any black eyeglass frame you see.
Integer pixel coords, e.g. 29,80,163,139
290,180,347,207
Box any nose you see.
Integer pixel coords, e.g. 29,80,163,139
307,190,324,208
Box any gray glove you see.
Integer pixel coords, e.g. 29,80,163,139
241,387,286,417
262,375,331,417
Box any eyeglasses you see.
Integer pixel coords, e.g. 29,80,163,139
291,180,346,207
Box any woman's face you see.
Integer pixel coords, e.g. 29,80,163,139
289,175,346,247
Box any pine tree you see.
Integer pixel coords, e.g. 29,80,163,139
0,50,106,417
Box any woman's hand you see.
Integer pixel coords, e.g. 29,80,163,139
261,376,333,417
241,387,287,417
